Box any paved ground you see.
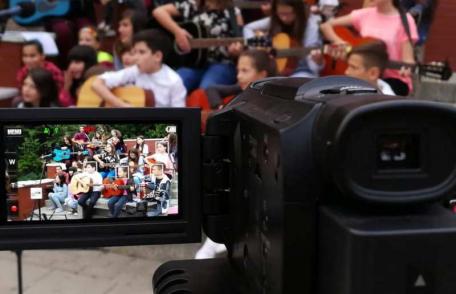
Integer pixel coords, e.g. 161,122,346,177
0,243,202,294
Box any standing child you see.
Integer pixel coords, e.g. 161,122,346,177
92,29,186,108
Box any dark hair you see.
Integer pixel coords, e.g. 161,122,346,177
133,29,172,61
240,49,278,77
56,173,66,187
85,162,96,168
270,0,307,43
67,45,98,69
67,45,97,98
24,68,59,107
128,147,140,163
347,41,389,74
23,40,44,55
121,9,147,36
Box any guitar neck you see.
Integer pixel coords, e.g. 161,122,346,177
189,37,246,49
386,60,416,71
274,47,315,58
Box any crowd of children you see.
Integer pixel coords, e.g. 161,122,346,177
8,0,434,113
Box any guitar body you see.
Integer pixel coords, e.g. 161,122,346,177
11,0,70,25
77,76,155,107
272,33,300,75
69,175,92,195
102,178,124,198
51,148,89,161
167,22,208,69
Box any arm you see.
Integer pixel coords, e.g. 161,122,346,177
170,79,187,107
152,3,192,53
243,17,271,39
91,77,131,108
319,14,353,44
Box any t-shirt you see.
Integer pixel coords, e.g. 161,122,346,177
350,7,418,91
99,64,186,107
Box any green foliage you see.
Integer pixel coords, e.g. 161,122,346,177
17,129,45,181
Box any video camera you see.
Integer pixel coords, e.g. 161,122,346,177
1,76,456,293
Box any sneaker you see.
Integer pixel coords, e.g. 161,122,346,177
55,208,64,213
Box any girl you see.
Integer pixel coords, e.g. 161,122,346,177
187,49,277,110
135,136,149,157
59,45,98,107
48,173,69,213
243,0,322,77
113,9,148,70
153,0,244,92
320,0,418,95
145,141,175,177
78,25,114,66
13,68,59,108
120,148,145,173
94,143,119,179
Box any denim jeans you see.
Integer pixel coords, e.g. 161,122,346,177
49,192,67,210
108,196,129,218
177,63,237,93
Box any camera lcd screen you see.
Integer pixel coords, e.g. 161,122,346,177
5,122,179,222
375,133,420,172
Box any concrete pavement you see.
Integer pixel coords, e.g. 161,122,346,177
0,243,201,294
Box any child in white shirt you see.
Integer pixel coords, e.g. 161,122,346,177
92,29,186,107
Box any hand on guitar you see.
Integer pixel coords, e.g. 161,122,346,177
399,65,413,78
228,42,244,57
310,49,325,65
175,28,193,54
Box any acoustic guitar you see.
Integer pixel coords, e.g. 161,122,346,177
41,148,89,162
166,22,269,68
10,0,70,25
77,76,155,107
319,27,453,81
268,30,453,81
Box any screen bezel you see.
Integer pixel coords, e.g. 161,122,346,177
0,108,201,250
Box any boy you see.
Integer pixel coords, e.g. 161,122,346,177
16,40,64,91
92,29,186,108
107,167,136,218
344,41,396,95
141,163,171,217
76,162,103,219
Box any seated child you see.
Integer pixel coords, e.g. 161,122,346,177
107,167,136,218
13,68,59,108
92,29,186,107
48,174,69,213
16,40,64,91
344,41,396,95
78,25,114,67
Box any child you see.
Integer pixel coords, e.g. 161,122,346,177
113,9,148,70
92,29,186,108
59,45,98,107
145,142,175,177
76,162,103,219
152,0,244,92
16,40,64,91
345,41,396,95
78,26,114,66
107,166,136,218
141,163,171,217
13,68,59,108
320,0,418,95
196,49,278,110
48,174,68,213
119,43,137,68
243,0,322,77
